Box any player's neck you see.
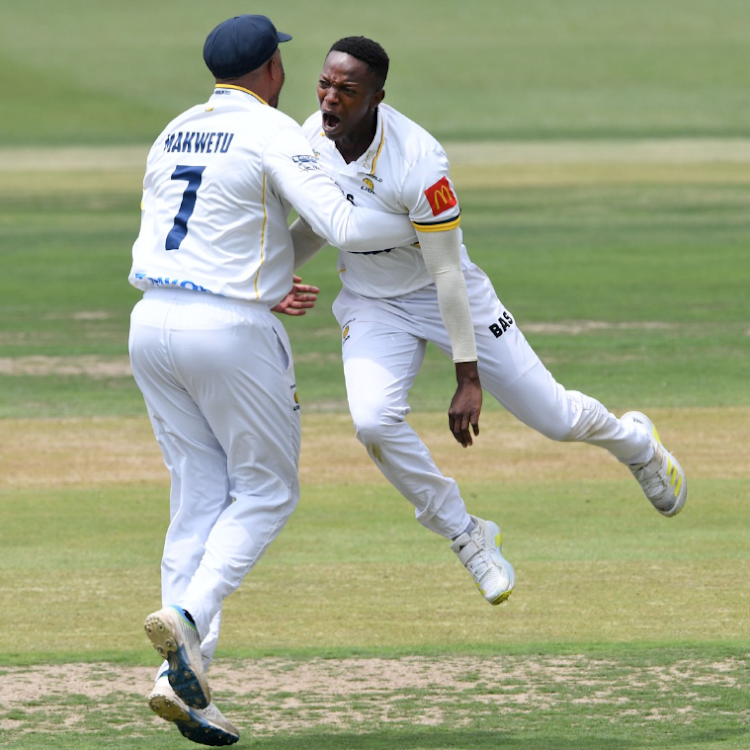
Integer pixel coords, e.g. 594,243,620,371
334,112,378,164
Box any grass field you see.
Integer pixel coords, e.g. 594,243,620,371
1,1,749,748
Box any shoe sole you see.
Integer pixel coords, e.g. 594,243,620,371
149,693,239,746
489,588,514,605
144,611,210,709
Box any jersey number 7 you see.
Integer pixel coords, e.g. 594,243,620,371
166,165,206,251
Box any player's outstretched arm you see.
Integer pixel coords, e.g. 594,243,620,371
417,225,482,447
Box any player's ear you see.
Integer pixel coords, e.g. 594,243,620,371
267,51,283,81
371,88,385,109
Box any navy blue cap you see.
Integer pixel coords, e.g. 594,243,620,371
203,15,292,79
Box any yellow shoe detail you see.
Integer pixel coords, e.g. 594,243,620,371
494,533,502,547
674,474,683,497
667,461,677,487
491,589,513,605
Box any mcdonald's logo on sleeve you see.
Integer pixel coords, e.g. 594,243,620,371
424,176,458,216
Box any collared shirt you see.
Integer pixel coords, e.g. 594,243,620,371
302,103,465,299
130,87,415,306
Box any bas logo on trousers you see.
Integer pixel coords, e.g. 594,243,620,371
489,312,514,338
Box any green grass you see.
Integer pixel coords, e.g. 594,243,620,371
2,478,747,661
2,162,748,416
1,479,748,747
2,0,750,144
1,3,749,747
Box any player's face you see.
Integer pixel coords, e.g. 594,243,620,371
317,52,384,141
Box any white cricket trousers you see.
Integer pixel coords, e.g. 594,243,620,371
332,260,652,539
129,288,301,667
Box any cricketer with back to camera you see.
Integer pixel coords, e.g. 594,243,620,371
128,15,417,747
289,34,688,608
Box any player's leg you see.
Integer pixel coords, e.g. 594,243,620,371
130,297,231,642
130,296,231,707
164,305,301,646
130,292,300,701
332,289,472,539
336,289,515,604
427,262,686,514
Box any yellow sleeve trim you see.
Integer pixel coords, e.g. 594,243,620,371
412,216,461,233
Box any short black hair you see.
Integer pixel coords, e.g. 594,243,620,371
328,36,389,90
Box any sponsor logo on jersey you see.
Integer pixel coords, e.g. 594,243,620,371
489,311,515,338
134,273,211,293
164,131,234,154
292,154,321,171
425,176,457,216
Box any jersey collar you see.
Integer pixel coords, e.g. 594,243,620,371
358,107,385,176
211,84,268,106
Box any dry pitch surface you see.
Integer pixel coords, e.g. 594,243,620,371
1,407,747,490
1,654,747,736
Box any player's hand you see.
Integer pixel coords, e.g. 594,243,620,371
272,275,320,316
448,361,482,447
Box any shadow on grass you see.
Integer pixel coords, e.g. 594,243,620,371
1,725,747,749
238,727,749,750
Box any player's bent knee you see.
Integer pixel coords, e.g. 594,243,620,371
353,418,389,447
351,407,405,447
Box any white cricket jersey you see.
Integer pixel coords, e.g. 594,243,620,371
130,86,416,307
302,103,466,299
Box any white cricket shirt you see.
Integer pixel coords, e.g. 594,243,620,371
130,86,416,307
301,103,465,299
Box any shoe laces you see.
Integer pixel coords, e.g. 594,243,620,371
466,549,496,581
631,444,670,498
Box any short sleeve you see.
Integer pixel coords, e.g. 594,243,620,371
401,149,461,229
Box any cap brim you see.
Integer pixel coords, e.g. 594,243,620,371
277,31,293,42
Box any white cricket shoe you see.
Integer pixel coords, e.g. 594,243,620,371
149,676,239,746
450,516,515,605
144,605,211,709
622,411,687,517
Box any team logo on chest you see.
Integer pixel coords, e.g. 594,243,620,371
361,177,375,193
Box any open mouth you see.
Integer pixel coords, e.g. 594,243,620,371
322,112,341,132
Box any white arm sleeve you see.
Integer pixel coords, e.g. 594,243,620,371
264,126,417,252
289,216,328,270
417,226,478,363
